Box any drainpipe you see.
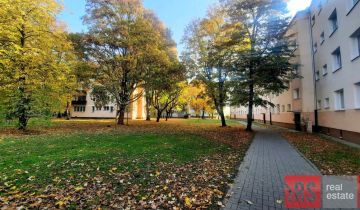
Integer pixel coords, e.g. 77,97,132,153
309,9,319,132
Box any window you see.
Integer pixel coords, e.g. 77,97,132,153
287,104,292,112
322,64,328,76
317,100,322,110
282,105,285,112
324,98,330,109
96,106,101,111
334,89,345,110
104,106,110,111
315,70,320,81
277,104,280,113
293,89,300,99
320,32,325,44
332,47,342,71
350,27,360,60
312,15,316,26
110,106,114,113
92,106,95,112
355,82,360,108
313,43,318,53
328,9,338,35
74,106,85,112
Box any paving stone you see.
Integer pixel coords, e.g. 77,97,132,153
222,129,321,210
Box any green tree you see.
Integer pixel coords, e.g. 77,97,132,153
223,0,296,131
0,0,76,129
83,0,163,125
182,7,233,127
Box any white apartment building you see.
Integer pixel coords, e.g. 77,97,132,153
71,88,146,120
231,0,360,144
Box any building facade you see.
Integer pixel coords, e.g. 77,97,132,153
71,88,146,120
231,0,360,144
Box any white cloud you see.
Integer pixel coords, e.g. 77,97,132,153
287,0,312,15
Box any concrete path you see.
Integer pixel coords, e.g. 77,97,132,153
223,128,321,210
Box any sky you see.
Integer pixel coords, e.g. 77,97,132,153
58,0,311,54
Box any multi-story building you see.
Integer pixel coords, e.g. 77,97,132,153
231,0,360,144
71,88,146,120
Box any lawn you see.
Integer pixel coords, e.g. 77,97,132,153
0,119,252,209
283,132,360,175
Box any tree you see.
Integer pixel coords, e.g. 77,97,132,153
0,0,76,129
222,0,296,131
152,63,185,122
83,0,163,125
182,7,234,127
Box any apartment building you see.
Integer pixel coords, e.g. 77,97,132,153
71,88,146,120
231,0,360,144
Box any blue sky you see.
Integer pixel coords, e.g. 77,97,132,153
58,0,311,53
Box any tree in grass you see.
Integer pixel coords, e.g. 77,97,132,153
83,0,166,125
152,63,185,122
0,0,77,129
141,12,178,121
182,7,235,127
222,0,297,131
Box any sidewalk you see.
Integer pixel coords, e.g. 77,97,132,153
223,128,321,210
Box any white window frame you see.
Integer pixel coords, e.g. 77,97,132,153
334,89,345,111
320,32,325,44
328,9,338,35
350,27,360,60
324,98,330,109
293,89,300,99
355,82,360,109
332,47,342,71
322,64,328,76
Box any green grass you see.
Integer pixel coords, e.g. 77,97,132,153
0,132,230,193
0,117,53,127
184,118,241,126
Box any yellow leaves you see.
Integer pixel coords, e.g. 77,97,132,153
74,186,84,192
155,170,161,176
184,196,192,208
55,196,72,207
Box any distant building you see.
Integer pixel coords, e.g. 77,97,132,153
231,0,360,144
71,88,146,120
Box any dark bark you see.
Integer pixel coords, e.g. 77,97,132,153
65,101,71,120
246,68,254,131
145,91,151,121
156,110,162,122
201,109,205,119
17,25,30,130
117,104,126,125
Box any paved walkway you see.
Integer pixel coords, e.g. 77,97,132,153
223,128,321,210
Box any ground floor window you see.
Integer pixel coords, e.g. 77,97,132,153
74,106,86,112
104,106,110,111
324,98,330,109
287,104,292,112
334,89,345,110
355,82,360,108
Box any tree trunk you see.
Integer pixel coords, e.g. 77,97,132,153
145,92,151,121
156,110,162,122
65,101,71,120
117,105,126,125
165,111,169,121
219,110,226,127
17,26,29,130
201,109,205,119
246,73,254,131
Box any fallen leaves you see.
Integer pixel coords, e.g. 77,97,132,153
0,119,252,209
283,132,360,175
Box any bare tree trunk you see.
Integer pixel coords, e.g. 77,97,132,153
156,110,162,122
218,109,226,127
165,111,169,121
117,105,126,125
65,101,71,120
247,70,254,131
145,91,151,121
201,109,205,119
